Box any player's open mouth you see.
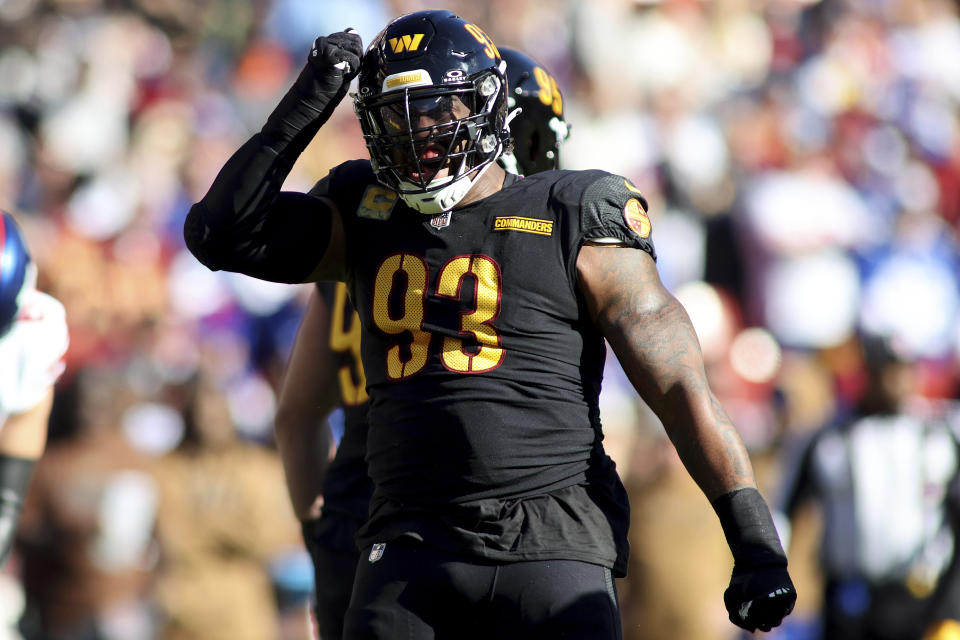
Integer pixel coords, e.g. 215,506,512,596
409,145,447,181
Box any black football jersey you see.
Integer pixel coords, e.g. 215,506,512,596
311,160,655,573
314,281,374,526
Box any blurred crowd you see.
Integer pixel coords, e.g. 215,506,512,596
1,0,959,638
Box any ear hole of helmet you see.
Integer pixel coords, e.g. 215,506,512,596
527,130,542,164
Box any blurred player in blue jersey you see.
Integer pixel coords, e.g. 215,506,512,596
0,211,68,568
274,45,571,640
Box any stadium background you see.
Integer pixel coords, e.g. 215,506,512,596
1,0,959,638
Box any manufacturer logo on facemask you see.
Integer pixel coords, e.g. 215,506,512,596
442,70,465,84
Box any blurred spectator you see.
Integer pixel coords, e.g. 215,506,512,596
621,434,734,640
15,365,158,640
615,279,791,640
777,335,960,640
151,372,301,640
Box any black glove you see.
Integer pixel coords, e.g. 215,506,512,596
712,488,797,633
307,30,363,84
724,563,797,632
262,29,364,145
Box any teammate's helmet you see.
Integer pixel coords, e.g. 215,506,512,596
499,47,570,176
354,10,510,215
0,211,34,336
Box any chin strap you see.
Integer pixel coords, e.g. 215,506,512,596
399,154,500,215
506,106,523,128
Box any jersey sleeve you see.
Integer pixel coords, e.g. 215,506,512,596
578,173,657,259
0,291,69,419
307,159,381,212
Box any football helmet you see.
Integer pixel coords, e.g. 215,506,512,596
499,47,570,176
0,211,35,337
354,10,510,214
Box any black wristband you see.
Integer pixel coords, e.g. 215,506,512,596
711,487,787,568
0,454,36,567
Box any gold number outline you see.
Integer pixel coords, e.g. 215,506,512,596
435,254,504,374
371,252,505,380
372,253,431,380
532,66,563,116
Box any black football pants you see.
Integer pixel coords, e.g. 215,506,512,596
311,544,359,640
307,513,363,640
342,538,622,640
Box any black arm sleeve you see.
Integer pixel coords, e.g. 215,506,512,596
185,189,333,284
183,126,336,283
183,57,349,283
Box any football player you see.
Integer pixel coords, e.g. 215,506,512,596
0,211,69,568
275,45,571,640
185,10,795,638
498,46,570,176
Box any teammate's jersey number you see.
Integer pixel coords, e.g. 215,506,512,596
533,66,563,116
328,282,369,406
372,253,504,380
464,23,500,60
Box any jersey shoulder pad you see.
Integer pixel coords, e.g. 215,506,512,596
576,171,655,258
308,159,377,199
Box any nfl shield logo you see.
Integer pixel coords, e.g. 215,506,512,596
430,212,451,229
368,542,386,563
